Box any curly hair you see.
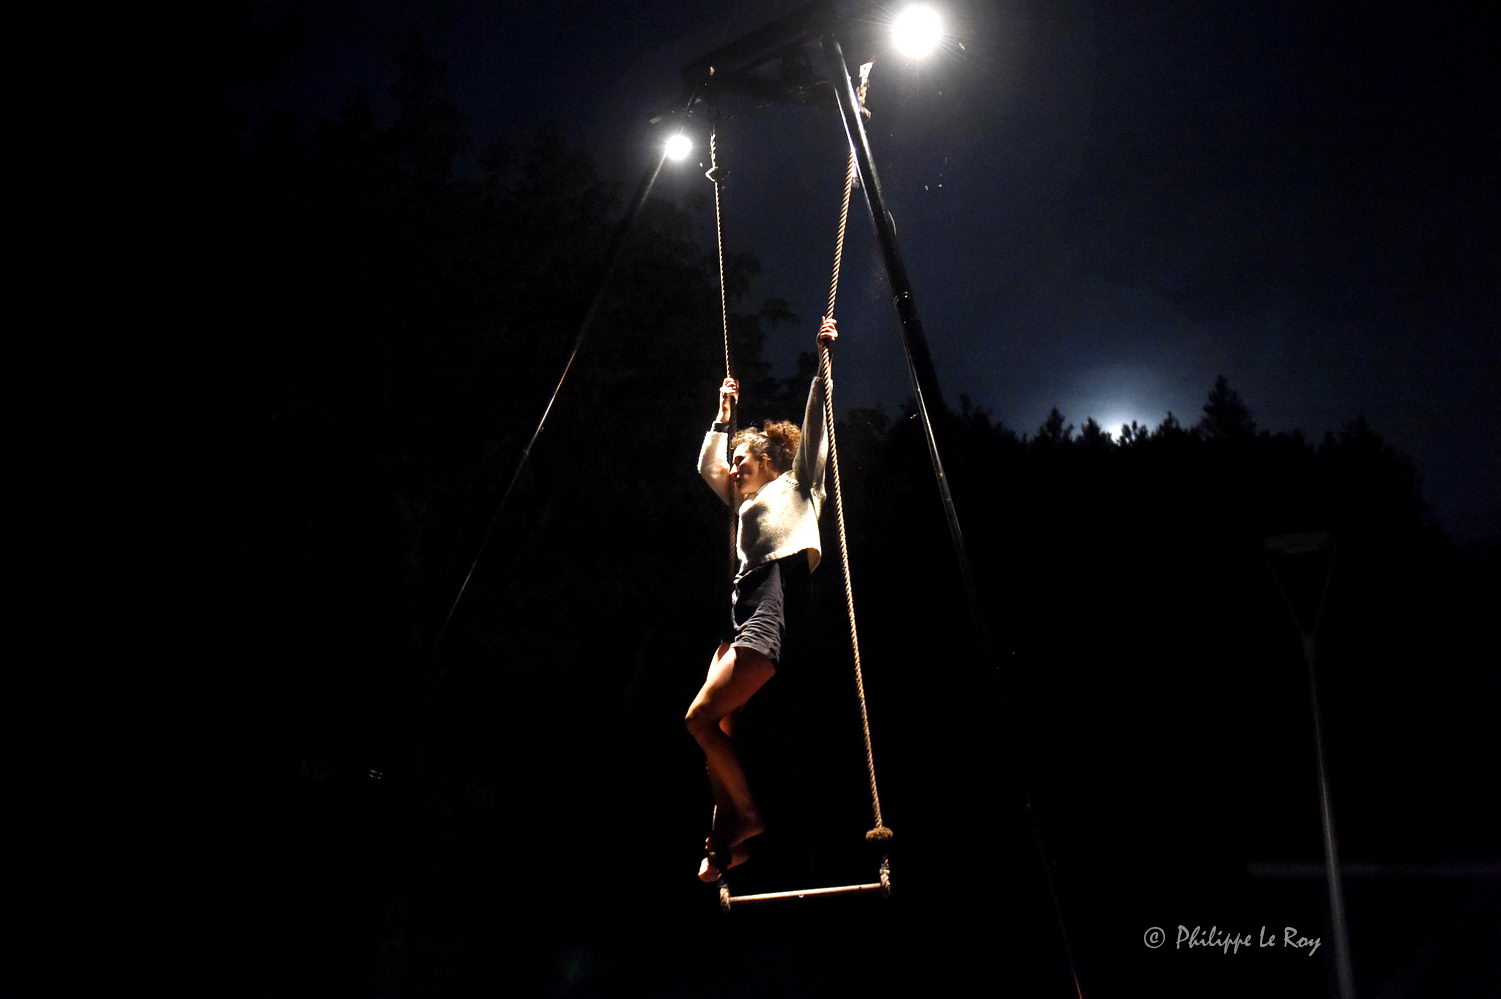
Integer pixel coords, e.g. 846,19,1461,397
731,420,802,474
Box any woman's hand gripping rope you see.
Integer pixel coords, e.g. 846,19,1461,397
717,378,739,425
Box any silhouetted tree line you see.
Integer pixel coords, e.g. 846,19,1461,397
53,13,1494,995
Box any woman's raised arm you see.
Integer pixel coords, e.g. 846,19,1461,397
794,319,838,496
698,377,738,504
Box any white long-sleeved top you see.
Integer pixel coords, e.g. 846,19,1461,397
698,373,830,577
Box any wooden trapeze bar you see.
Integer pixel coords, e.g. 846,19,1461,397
720,860,891,911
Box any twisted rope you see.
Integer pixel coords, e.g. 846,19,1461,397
820,62,890,843
709,126,733,383
823,67,869,323
707,121,740,565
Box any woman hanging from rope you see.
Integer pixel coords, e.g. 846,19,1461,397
686,316,839,882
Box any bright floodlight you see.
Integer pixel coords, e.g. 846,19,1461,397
892,5,943,59
664,133,693,162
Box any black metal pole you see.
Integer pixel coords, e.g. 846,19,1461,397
1304,632,1357,999
1263,534,1355,999
820,34,983,627
822,40,944,409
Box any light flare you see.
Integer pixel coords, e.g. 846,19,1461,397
892,5,943,59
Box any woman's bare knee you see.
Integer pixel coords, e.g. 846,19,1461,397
685,702,723,741
685,644,776,741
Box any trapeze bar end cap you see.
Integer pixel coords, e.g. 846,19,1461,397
718,880,732,912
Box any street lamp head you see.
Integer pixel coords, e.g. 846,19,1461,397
892,5,943,59
1263,531,1332,555
664,133,693,162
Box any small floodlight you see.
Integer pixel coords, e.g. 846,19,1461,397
892,5,943,59
1263,531,1332,555
664,133,693,162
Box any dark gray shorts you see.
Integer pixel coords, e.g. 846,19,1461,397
727,555,811,666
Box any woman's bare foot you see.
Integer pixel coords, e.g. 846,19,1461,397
697,836,753,882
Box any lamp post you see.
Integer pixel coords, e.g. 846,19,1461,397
1264,531,1357,999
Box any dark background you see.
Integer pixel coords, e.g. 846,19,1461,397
34,2,1497,996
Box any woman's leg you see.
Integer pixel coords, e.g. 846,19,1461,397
686,642,776,854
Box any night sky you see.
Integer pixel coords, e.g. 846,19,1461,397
237,0,1497,541
47,2,1498,997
